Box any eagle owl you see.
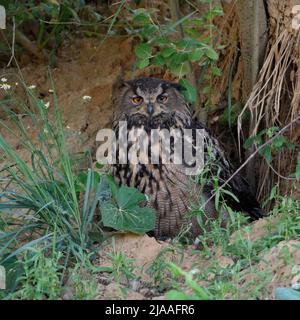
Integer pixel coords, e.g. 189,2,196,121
111,77,264,239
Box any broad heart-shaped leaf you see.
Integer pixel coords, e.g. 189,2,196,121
134,43,152,59
115,186,146,208
275,288,300,300
179,79,197,103
101,202,156,235
101,186,156,234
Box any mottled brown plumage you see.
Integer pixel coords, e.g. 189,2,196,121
111,77,264,239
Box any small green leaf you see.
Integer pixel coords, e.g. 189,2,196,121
176,38,199,49
185,28,201,39
244,135,262,149
271,135,286,149
140,25,158,39
179,79,197,103
137,58,150,69
133,13,150,25
170,52,189,65
259,145,272,164
76,171,101,192
152,54,165,66
154,37,169,46
212,66,222,76
170,62,190,77
134,43,152,59
266,127,278,137
95,162,104,169
161,47,176,58
202,86,210,94
189,49,204,62
205,47,219,60
286,141,295,150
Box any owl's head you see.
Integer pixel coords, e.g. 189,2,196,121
112,77,191,128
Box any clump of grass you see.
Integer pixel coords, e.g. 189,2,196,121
0,76,100,271
66,255,98,300
1,244,99,300
8,247,64,300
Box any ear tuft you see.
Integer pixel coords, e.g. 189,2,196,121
123,80,134,88
169,82,183,92
162,81,183,92
112,78,132,94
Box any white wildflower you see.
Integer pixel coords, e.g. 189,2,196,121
66,125,71,129
82,95,92,102
1,77,7,82
190,268,200,275
48,89,54,93
0,83,11,91
44,101,50,109
28,85,36,89
15,82,19,86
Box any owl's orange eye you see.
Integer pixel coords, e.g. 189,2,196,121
157,94,168,103
132,96,143,105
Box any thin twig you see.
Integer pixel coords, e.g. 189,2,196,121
7,17,15,67
268,162,296,181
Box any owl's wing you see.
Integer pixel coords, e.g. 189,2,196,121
189,120,266,220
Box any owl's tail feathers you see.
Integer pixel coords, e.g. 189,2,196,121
244,206,268,220
233,186,269,220
226,180,269,220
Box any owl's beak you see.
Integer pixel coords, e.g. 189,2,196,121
147,103,154,115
